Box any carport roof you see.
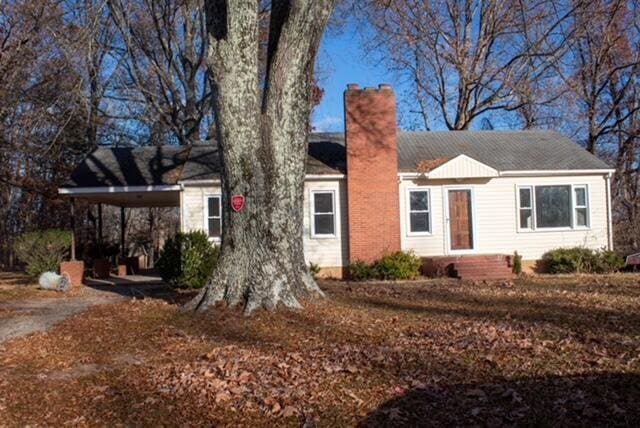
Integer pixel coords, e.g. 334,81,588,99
62,137,345,190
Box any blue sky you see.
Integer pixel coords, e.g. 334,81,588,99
312,23,397,133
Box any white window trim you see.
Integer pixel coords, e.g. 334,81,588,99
310,190,337,239
573,185,590,229
517,186,534,231
203,193,222,241
406,188,432,236
516,184,591,232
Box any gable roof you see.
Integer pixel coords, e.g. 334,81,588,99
62,130,610,189
426,154,499,179
397,130,610,172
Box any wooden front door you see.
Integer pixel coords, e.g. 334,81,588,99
448,189,474,250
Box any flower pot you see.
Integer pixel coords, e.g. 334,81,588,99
117,261,127,277
93,258,111,279
60,260,85,287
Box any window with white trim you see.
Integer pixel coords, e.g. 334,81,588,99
206,195,222,238
517,184,589,230
518,187,533,229
574,185,589,227
311,191,335,237
408,190,431,233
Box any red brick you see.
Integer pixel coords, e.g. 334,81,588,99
344,84,401,263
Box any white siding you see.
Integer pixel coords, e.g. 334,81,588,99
428,155,498,179
400,175,610,260
180,180,348,268
181,184,220,236
303,180,348,268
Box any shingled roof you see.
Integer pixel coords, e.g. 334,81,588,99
396,130,610,172
62,130,609,188
63,136,346,188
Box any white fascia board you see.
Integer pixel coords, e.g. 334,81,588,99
179,179,221,186
399,168,616,179
499,169,615,177
178,174,345,186
305,174,345,180
58,185,181,195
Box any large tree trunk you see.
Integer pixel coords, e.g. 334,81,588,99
186,0,334,314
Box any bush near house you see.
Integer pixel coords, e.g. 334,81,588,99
512,251,523,275
349,260,378,281
308,262,321,279
156,231,220,289
14,229,72,278
542,247,624,274
349,251,423,281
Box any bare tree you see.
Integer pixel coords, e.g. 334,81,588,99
556,0,640,153
360,0,578,130
0,0,93,267
108,0,211,145
186,0,335,314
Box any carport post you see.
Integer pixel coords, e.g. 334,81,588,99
120,206,126,257
70,197,76,260
97,203,103,247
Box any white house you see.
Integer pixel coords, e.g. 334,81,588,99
60,84,614,279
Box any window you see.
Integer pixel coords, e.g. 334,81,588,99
517,184,589,230
535,185,572,228
408,190,431,234
312,191,335,237
206,195,221,238
519,187,533,229
574,186,589,227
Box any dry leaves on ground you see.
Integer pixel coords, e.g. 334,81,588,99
0,274,639,426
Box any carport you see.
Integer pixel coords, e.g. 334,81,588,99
58,144,219,272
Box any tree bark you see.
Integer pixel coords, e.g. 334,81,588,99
186,0,334,315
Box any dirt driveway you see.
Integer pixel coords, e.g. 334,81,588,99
0,287,126,344
0,283,179,344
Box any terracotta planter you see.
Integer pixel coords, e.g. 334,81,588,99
93,258,111,279
117,261,127,277
60,260,85,287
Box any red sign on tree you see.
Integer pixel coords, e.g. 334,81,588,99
231,195,245,212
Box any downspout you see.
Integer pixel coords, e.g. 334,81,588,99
605,172,614,250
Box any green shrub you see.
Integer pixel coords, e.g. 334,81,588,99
512,251,523,275
541,247,624,274
156,231,219,289
14,229,72,278
592,250,625,273
349,260,377,281
349,251,423,281
308,262,321,279
374,251,422,280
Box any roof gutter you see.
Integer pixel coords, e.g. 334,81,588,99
58,185,182,195
498,169,615,177
178,174,346,185
399,169,615,179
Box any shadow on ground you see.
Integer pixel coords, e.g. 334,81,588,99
360,372,640,427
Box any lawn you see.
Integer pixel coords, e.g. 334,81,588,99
1,275,639,426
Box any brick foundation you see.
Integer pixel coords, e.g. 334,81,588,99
315,266,347,280
60,260,85,287
344,84,401,264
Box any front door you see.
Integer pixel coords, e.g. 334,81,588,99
448,189,474,251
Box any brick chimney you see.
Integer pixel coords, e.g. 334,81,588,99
344,84,401,264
